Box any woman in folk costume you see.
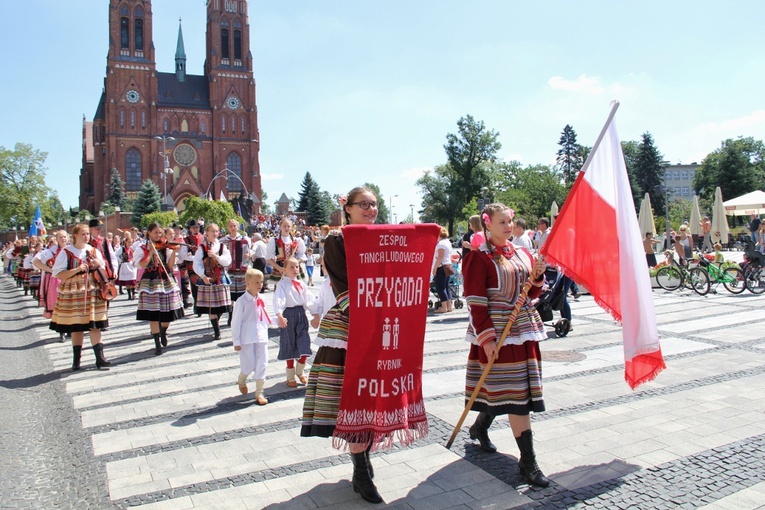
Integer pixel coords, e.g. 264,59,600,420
134,223,185,356
462,203,550,487
193,223,233,340
34,231,69,340
20,242,35,296
48,223,111,371
266,217,306,284
115,230,138,300
300,187,384,504
221,218,251,325
27,242,43,300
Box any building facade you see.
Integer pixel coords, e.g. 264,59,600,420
80,0,262,216
664,163,699,201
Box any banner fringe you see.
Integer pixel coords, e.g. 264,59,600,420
331,420,429,453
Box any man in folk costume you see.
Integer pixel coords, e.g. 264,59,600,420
220,218,251,325
88,219,118,280
266,217,307,284
179,219,204,311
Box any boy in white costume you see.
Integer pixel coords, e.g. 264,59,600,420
231,268,271,405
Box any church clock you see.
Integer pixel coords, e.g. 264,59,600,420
126,90,140,103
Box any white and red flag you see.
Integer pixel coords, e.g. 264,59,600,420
540,101,665,389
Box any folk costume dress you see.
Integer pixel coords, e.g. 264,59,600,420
221,233,251,301
115,245,138,288
463,242,547,416
266,235,306,282
134,243,185,323
37,246,62,319
49,245,109,333
273,276,316,361
192,240,233,317
179,232,204,304
301,234,351,438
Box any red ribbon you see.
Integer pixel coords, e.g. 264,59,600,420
291,279,303,293
256,297,272,324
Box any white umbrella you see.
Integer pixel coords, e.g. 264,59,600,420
711,187,730,245
637,193,656,237
550,201,559,226
722,190,765,216
689,195,702,236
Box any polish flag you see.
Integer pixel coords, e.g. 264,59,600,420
540,101,665,389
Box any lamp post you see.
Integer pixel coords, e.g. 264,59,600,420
479,186,489,212
389,194,398,225
410,204,415,223
655,184,671,251
154,135,176,211
201,165,260,215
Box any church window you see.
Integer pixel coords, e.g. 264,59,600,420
126,148,142,191
141,111,146,129
231,116,236,134
120,110,125,129
201,121,206,134
135,19,144,51
221,29,230,60
121,17,130,49
163,119,169,132
181,119,188,132
227,152,243,192
241,117,245,134
234,30,242,61
130,111,135,128
222,116,226,133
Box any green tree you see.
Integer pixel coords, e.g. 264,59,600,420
306,186,330,226
108,168,128,209
178,196,244,232
556,124,584,187
635,133,666,217
362,182,390,224
0,143,51,229
131,179,161,226
621,140,644,212
694,137,765,201
140,211,179,229
492,162,567,224
296,172,319,213
418,164,457,227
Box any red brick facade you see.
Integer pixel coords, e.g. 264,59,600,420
81,0,261,217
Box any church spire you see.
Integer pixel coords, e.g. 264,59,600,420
175,18,186,82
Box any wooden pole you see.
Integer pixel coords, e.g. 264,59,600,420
445,265,541,450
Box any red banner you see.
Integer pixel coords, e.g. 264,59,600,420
332,224,440,451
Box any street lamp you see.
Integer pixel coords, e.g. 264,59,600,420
201,164,260,213
479,186,489,211
655,184,671,251
389,194,398,225
410,204,415,223
154,135,176,211
99,209,106,237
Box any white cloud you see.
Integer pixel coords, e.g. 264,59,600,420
260,173,284,181
547,74,605,94
400,166,431,179
693,110,765,135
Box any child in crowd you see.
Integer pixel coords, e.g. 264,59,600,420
273,257,318,388
231,268,270,405
305,246,316,286
713,242,724,264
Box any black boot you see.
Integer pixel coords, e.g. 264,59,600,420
515,430,550,487
153,333,163,355
469,412,497,453
351,451,383,504
119,286,124,295
211,318,221,340
364,445,374,479
93,343,111,369
59,333,66,343
227,312,232,327
72,345,82,371
160,326,168,347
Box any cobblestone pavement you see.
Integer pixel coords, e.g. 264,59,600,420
2,272,765,509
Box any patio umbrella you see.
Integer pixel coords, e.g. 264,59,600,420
689,196,702,236
722,190,765,216
711,187,730,245
550,201,559,226
637,193,656,236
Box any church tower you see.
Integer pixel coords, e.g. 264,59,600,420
204,0,261,209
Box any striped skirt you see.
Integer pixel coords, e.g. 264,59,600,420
49,275,109,333
19,267,31,285
229,272,247,297
29,271,41,289
277,306,312,360
465,341,545,416
40,272,60,319
195,281,232,316
301,346,346,438
136,274,184,322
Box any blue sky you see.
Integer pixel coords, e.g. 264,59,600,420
1,1,764,222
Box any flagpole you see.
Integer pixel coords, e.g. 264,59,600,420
579,100,620,175
445,264,543,450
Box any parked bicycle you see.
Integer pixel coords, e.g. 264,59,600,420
655,254,709,294
693,258,745,295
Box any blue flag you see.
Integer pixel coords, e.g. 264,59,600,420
29,205,46,236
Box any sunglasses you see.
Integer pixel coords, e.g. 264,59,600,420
349,200,378,210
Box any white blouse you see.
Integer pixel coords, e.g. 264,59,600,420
266,236,306,262
192,241,232,278
272,276,316,315
52,245,104,279
230,291,270,346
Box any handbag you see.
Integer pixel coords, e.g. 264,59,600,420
442,263,455,276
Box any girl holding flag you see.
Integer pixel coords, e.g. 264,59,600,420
462,203,550,487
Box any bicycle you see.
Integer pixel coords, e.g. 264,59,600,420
744,264,765,294
655,256,709,294
694,258,745,295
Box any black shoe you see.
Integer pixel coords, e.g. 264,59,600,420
211,319,221,340
93,343,112,369
72,345,82,371
59,333,66,343
351,451,383,503
153,334,163,356
160,327,168,347
469,412,497,453
364,445,374,479
516,430,550,487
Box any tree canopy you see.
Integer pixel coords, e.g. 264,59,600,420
178,196,244,232
634,132,666,216
556,125,584,187
0,143,52,229
694,137,765,201
131,179,161,226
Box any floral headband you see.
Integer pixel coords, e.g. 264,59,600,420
482,208,515,225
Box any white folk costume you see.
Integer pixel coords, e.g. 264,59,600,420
266,235,306,282
273,274,315,386
36,246,62,319
134,243,184,323
193,240,232,339
20,251,34,295
221,233,251,301
115,245,138,299
49,245,109,333
231,291,271,401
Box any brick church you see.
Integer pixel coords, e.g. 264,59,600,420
80,0,262,218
